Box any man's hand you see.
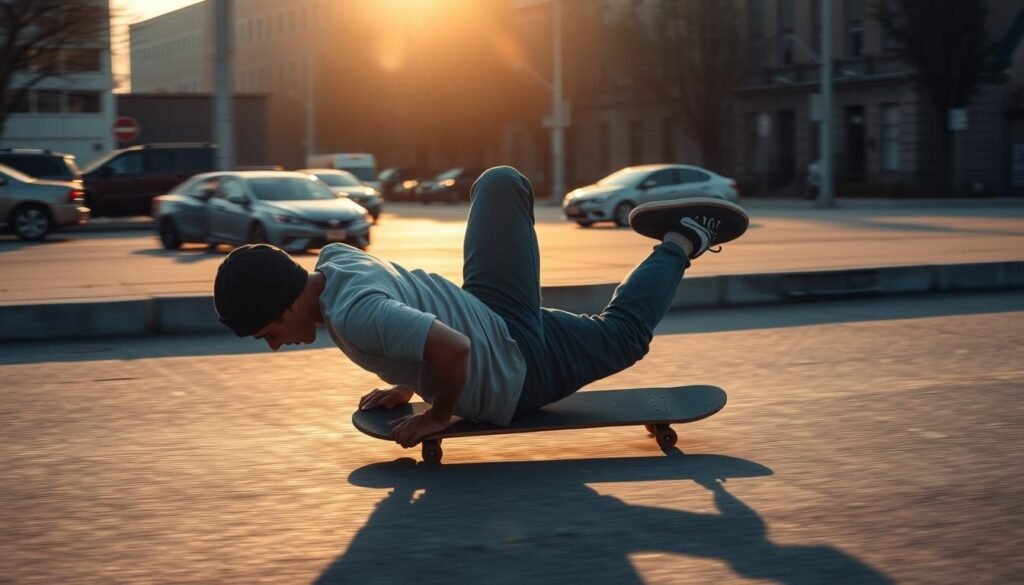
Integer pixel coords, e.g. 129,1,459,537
389,408,453,448
359,385,414,411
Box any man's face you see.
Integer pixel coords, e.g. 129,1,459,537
253,307,316,351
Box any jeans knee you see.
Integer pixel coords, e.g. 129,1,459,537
472,166,532,201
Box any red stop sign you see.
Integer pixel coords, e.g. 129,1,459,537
113,116,139,142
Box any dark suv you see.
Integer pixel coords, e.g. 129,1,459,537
81,143,216,217
0,148,82,183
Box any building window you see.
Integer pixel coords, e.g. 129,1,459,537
67,91,101,113
811,0,822,54
745,0,764,70
36,90,62,113
777,0,794,66
6,91,30,113
881,103,900,171
630,120,644,164
62,48,102,72
846,0,863,58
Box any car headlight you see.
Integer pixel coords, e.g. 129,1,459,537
402,180,418,189
271,213,306,225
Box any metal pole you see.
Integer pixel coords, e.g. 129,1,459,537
212,0,234,170
818,0,834,206
305,10,315,163
551,0,566,202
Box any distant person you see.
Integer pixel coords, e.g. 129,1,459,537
213,167,748,448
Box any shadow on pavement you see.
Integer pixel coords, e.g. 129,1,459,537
316,454,891,584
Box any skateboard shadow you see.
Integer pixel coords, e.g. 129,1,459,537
314,454,893,584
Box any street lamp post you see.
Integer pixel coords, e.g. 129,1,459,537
818,0,834,207
550,0,566,203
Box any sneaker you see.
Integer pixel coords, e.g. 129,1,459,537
629,197,749,258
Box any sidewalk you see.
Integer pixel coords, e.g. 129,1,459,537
3,200,1023,341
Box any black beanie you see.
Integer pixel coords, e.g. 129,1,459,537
214,244,309,337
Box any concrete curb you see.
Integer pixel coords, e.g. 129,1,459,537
1,260,1022,342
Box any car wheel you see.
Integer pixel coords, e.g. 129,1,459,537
613,202,634,228
159,217,182,250
249,222,267,244
12,203,52,241
576,221,594,228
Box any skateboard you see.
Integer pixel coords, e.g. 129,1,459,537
352,385,727,463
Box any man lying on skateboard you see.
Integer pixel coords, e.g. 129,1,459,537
213,166,748,448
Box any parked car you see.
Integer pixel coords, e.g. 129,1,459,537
378,166,435,201
81,143,216,217
0,163,89,241
0,148,82,184
416,167,487,204
298,168,382,222
151,171,371,253
562,164,740,228
305,153,380,189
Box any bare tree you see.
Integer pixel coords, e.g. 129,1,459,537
874,0,1006,189
610,0,743,171
0,0,109,139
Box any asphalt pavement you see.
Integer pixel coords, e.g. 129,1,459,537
2,291,1022,583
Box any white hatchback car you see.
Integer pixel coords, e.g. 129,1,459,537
562,164,740,228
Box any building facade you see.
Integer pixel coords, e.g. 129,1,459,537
735,0,1024,196
1,0,116,167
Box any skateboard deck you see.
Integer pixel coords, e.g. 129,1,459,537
352,385,726,462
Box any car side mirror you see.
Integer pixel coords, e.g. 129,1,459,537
640,179,657,190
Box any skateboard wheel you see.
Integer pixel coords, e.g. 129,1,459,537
654,425,678,449
422,439,443,463
644,424,657,435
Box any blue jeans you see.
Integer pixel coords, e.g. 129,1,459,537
461,167,691,417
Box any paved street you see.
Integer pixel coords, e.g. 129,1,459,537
2,291,1022,584
1,201,1023,302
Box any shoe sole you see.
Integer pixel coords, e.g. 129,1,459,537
628,197,750,244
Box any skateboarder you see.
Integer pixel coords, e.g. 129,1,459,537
214,166,748,448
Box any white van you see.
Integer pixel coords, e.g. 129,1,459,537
305,153,380,189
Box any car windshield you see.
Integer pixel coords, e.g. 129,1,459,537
313,171,361,187
340,166,376,182
596,168,651,188
247,176,337,201
436,168,462,180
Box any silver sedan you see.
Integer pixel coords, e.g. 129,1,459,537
562,164,740,228
0,163,89,241
152,171,372,252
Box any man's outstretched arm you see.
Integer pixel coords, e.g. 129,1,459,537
390,320,470,447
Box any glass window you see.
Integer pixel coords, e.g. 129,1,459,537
314,171,360,187
881,104,901,171
846,0,864,58
596,167,649,188
36,90,61,113
339,166,375,182
108,152,143,175
645,169,676,187
145,150,176,173
177,148,215,172
0,155,66,179
221,178,248,200
62,48,102,72
67,91,101,113
677,168,711,183
248,176,336,201
6,90,30,113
